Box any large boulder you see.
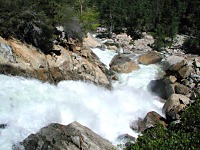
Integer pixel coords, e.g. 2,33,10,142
109,54,139,73
147,79,167,99
16,122,116,150
0,37,110,87
137,51,162,65
83,33,102,48
163,94,190,120
130,111,167,132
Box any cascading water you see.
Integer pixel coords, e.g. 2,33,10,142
0,47,165,149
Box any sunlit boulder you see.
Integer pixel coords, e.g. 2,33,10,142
109,54,139,73
137,51,162,65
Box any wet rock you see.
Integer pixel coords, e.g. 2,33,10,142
131,111,167,132
0,124,7,129
109,54,139,73
163,94,190,121
117,134,136,146
18,122,115,150
137,51,162,65
165,84,176,99
147,79,167,99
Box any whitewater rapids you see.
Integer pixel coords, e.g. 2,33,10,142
0,48,164,149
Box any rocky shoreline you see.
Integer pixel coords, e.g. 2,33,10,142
0,32,199,149
0,36,111,88
88,32,200,147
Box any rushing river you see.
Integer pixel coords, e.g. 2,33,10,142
0,47,164,149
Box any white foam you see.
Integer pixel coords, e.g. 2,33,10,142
0,48,165,149
91,48,117,68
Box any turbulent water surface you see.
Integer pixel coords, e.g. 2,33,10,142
0,48,164,149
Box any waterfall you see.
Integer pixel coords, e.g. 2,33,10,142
0,47,164,149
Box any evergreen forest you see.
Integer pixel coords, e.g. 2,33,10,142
0,0,199,54
0,0,200,149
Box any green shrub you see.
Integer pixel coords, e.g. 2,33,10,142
183,37,200,54
126,98,200,150
0,0,83,53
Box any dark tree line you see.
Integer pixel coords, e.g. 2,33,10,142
0,0,199,54
90,0,199,54
0,0,98,53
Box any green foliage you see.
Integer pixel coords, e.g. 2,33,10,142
91,0,199,51
80,8,100,33
0,0,84,53
126,98,200,149
0,0,199,53
183,37,200,54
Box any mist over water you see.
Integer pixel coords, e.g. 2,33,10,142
0,48,164,149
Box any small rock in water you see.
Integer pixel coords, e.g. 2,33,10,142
0,124,7,129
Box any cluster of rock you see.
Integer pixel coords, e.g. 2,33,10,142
131,54,200,134
98,33,133,53
132,32,154,51
164,34,187,56
162,55,200,121
1,30,199,149
0,36,110,87
85,32,200,147
13,122,116,150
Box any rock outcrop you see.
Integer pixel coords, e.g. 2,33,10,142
0,36,110,87
109,54,139,73
15,122,116,150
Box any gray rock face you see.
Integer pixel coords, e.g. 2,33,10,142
0,37,110,87
0,42,16,63
109,54,139,73
17,122,116,150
